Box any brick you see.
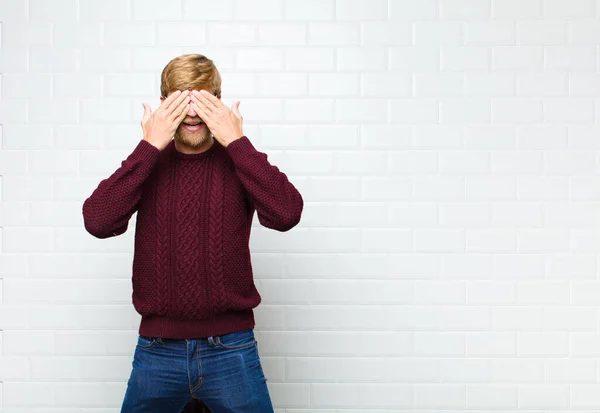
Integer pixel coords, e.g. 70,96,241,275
237,49,284,70
284,0,334,20
53,23,103,46
466,21,516,45
29,0,77,21
133,0,182,20
0,48,28,72
363,72,411,97
389,0,438,20
545,0,595,18
518,21,567,45
54,74,103,98
414,385,465,408
441,47,491,71
207,23,257,46
2,74,52,99
335,99,387,122
257,73,307,96
1,23,52,46
440,0,491,19
414,73,463,97
79,0,130,21
337,47,387,71
104,23,154,46
493,0,543,18
545,46,597,70
335,0,387,20
286,47,335,71
309,23,359,46
157,23,206,46
258,24,306,46
233,0,283,20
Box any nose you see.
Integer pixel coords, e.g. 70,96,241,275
187,104,197,117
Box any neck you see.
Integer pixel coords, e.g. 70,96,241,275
174,135,215,155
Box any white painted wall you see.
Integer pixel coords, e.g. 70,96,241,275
2,0,600,411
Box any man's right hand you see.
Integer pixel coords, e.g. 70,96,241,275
141,90,191,151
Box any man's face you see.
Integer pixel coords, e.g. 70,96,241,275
163,89,213,149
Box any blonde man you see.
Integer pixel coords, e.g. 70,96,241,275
83,54,303,413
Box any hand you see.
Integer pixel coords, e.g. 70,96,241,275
190,90,243,147
141,90,191,151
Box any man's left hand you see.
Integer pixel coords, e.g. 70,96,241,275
190,90,244,147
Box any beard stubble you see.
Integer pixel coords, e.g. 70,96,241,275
173,123,212,150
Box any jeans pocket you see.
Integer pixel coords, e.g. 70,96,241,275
137,335,157,349
216,329,257,350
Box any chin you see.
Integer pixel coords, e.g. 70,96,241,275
175,130,211,149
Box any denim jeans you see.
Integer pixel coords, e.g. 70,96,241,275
120,328,274,413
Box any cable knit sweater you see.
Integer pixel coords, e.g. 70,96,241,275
82,136,303,339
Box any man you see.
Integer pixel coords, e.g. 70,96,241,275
82,54,303,413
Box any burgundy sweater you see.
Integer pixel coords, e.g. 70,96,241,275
82,136,303,339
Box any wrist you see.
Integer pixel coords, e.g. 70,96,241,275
144,137,169,151
221,134,243,147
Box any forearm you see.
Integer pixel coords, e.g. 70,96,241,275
82,140,160,238
226,136,303,231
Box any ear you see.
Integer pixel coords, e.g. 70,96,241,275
160,96,165,102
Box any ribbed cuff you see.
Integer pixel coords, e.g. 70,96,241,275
131,139,161,163
225,136,255,162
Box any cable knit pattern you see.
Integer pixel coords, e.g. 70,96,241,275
82,137,303,339
174,159,205,318
154,160,172,316
208,160,226,316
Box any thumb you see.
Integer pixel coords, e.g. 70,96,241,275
232,101,242,118
141,103,151,124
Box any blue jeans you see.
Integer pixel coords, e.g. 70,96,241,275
120,329,274,413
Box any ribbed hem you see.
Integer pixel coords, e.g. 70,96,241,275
138,310,255,339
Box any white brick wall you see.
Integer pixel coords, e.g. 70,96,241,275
2,0,600,411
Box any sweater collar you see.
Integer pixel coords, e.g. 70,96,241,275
169,137,219,160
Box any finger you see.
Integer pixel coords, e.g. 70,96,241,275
175,102,190,125
231,101,241,119
191,94,212,118
160,90,182,110
191,101,211,124
141,103,151,124
165,90,189,115
200,89,222,107
193,90,218,112
171,95,191,123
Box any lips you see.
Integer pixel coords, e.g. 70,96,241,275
182,122,205,132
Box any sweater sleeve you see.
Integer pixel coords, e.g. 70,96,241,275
82,139,161,239
226,136,303,232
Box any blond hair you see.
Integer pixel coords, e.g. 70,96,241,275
160,54,222,98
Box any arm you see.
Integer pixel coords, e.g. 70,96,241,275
82,140,160,238
189,90,303,231
83,90,191,238
227,136,303,231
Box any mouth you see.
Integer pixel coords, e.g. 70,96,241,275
182,120,205,131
